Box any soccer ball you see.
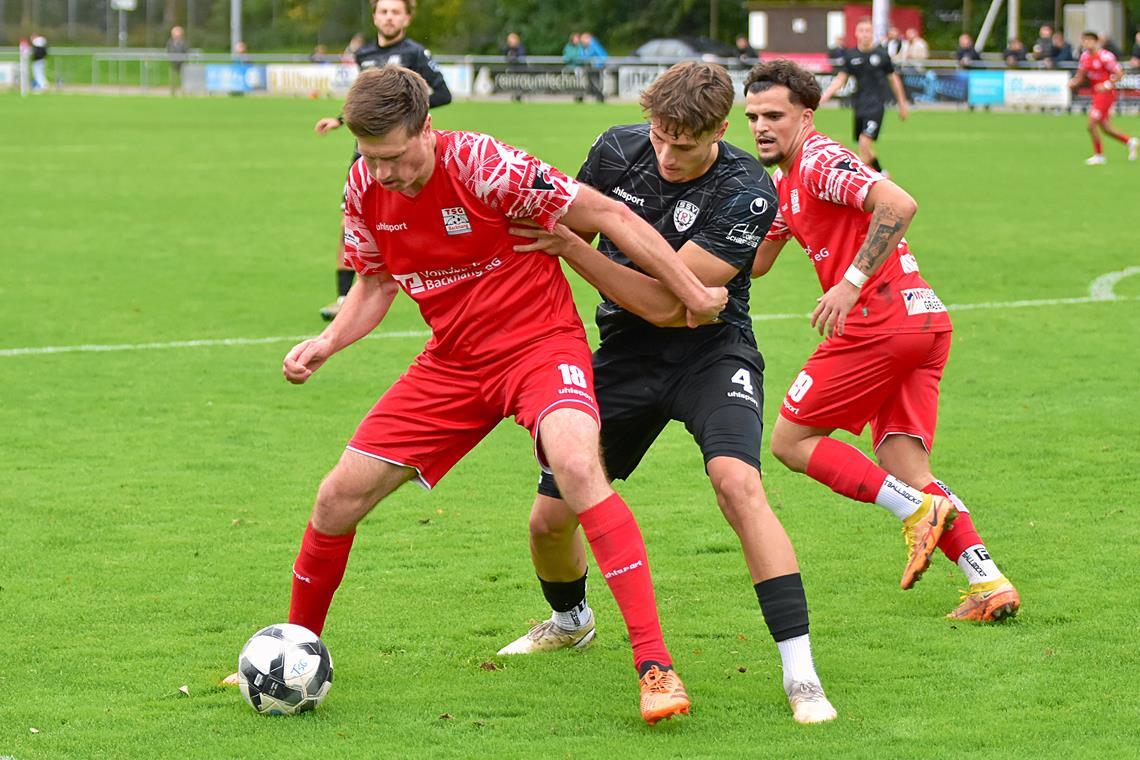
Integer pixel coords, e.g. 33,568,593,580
237,623,333,715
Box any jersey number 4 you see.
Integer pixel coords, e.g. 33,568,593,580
731,368,755,395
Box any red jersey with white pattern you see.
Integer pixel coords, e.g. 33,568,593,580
766,131,951,335
342,130,585,363
1078,48,1122,88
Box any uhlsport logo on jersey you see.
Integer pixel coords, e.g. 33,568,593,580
442,206,472,235
673,200,700,232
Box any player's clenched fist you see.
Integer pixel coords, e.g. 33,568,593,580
686,285,729,327
283,338,333,384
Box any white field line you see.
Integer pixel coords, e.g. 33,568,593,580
2,269,1137,359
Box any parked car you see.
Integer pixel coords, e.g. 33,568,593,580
632,36,738,62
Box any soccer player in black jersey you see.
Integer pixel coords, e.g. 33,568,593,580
315,0,452,320
500,62,837,725
818,18,908,174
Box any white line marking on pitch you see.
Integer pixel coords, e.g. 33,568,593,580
2,268,1136,359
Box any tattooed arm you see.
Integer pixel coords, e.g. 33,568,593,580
811,180,917,337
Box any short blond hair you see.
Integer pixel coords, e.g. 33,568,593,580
343,66,430,138
639,62,734,137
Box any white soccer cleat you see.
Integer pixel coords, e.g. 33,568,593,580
1128,137,1138,161
1085,154,1107,165
497,617,596,655
787,681,838,724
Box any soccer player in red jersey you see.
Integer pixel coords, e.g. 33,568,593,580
743,60,1020,622
1070,31,1137,165
259,67,729,723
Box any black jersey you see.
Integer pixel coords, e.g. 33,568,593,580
355,36,452,108
578,123,777,347
842,45,894,112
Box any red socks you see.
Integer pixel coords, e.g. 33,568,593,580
288,522,356,636
578,493,671,671
922,481,981,563
1092,133,1103,154
805,437,889,504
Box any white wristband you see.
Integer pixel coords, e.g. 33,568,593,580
843,264,869,288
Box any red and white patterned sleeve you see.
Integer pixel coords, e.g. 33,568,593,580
441,131,579,231
1105,50,1123,75
764,168,793,242
341,159,386,277
799,134,884,211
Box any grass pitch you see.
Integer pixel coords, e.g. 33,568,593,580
1,93,1139,759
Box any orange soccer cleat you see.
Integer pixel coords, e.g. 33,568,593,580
947,578,1021,622
639,664,691,725
900,495,958,590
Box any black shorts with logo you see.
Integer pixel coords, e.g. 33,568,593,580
537,327,765,499
854,107,886,141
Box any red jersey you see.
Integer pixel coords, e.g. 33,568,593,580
766,131,951,335
1078,48,1122,88
343,130,585,363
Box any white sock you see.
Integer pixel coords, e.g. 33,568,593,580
552,601,592,632
777,634,820,693
957,544,1004,585
876,475,926,521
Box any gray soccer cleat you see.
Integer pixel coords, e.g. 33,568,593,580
497,617,596,655
787,681,838,724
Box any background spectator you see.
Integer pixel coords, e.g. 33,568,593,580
579,31,607,103
885,26,903,60
1131,31,1140,69
563,32,583,67
735,35,757,63
828,35,846,73
1052,32,1074,66
31,34,48,90
901,28,928,68
233,40,249,64
1003,38,1027,67
166,25,188,94
309,44,327,63
1033,25,1056,65
956,33,983,67
503,31,526,69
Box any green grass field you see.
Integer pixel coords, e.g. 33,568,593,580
2,93,1138,759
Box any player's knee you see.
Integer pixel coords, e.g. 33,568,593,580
312,471,376,531
528,501,578,541
711,468,765,531
770,431,806,472
547,449,604,495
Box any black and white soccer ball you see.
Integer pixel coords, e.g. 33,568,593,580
237,623,333,716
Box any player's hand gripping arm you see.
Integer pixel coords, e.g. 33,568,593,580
282,271,400,384
513,224,737,327
751,239,788,278
811,180,917,338
560,185,728,327
818,72,848,106
889,73,909,120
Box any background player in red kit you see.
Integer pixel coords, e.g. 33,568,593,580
744,60,1020,622
1069,31,1137,165
252,67,731,724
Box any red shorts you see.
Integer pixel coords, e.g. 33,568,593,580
1090,91,1117,121
779,330,952,451
348,336,600,489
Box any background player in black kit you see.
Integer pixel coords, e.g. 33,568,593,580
500,62,837,725
314,0,452,320
818,18,908,173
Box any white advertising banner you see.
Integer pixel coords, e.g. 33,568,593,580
266,64,358,97
0,62,18,88
1003,71,1072,107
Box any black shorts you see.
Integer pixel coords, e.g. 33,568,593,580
854,108,885,141
537,329,765,499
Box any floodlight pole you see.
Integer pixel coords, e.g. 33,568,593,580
231,0,242,55
976,0,1005,50
118,9,127,47
872,0,891,43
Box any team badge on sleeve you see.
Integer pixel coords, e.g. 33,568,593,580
673,200,700,232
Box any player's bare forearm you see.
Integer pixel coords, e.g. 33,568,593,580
562,188,725,322
820,73,847,105
852,182,917,277
560,244,685,326
752,239,787,278
890,74,909,117
320,273,400,352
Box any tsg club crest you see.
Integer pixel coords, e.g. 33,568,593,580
442,206,472,235
673,200,700,232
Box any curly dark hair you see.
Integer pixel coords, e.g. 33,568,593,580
743,60,822,110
